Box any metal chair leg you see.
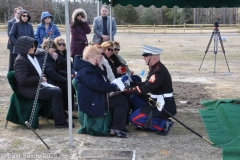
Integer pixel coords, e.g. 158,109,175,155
5,120,8,129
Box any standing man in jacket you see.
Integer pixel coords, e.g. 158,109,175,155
7,6,23,71
92,5,117,44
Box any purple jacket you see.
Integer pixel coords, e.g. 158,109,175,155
70,21,91,56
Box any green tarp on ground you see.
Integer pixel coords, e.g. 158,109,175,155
199,99,240,160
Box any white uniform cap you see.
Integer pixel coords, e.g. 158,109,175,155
142,45,163,56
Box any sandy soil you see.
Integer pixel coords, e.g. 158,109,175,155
0,33,240,160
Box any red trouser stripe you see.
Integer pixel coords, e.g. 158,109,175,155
153,125,163,131
132,113,146,126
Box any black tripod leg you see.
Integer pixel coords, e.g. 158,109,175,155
218,32,231,73
199,32,214,71
205,31,214,53
199,52,208,71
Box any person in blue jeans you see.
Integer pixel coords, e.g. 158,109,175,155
34,11,60,48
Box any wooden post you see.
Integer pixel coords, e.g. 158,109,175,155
128,24,130,35
183,23,185,33
238,24,240,36
200,25,202,36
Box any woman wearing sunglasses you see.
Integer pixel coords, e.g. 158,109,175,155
54,37,76,113
70,8,91,62
9,10,34,56
113,41,142,83
14,36,72,128
101,41,126,78
34,11,61,48
74,45,129,138
35,38,76,119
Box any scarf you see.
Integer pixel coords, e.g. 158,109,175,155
27,54,42,76
27,54,56,88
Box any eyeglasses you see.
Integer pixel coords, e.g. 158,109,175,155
31,44,36,48
76,13,82,17
114,48,120,51
107,48,113,52
57,43,66,46
44,17,51,19
22,15,28,17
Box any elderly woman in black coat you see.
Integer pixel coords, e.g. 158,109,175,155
14,36,73,128
35,39,77,118
9,10,34,56
74,46,129,138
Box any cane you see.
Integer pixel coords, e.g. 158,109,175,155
25,121,50,149
149,98,214,145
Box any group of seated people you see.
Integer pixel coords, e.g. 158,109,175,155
13,35,141,132
74,41,143,138
73,42,177,138
13,35,176,139
14,36,75,128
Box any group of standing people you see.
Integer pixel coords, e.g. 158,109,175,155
6,5,177,137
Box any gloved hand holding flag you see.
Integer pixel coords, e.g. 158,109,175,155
111,77,125,91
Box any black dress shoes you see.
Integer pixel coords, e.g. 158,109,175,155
110,129,129,138
135,126,146,130
122,127,131,132
157,119,174,136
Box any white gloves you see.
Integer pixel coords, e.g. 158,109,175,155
156,95,165,112
112,78,125,91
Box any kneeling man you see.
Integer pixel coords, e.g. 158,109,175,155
124,45,177,135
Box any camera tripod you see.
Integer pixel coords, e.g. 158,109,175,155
199,21,230,73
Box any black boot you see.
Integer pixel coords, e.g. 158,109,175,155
157,119,174,136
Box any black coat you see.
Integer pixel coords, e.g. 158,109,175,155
7,18,16,50
74,57,117,116
35,48,67,84
13,36,40,99
55,49,75,77
125,61,177,118
104,54,124,78
9,10,34,54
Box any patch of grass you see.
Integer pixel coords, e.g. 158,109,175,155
7,139,23,150
83,142,91,146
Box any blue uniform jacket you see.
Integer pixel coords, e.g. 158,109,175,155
74,57,117,116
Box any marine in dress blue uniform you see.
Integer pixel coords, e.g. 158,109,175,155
124,45,177,135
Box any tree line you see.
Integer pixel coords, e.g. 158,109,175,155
0,0,239,25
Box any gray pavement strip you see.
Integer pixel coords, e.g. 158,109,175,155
78,149,135,160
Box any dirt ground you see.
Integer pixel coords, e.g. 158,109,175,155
0,32,240,160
